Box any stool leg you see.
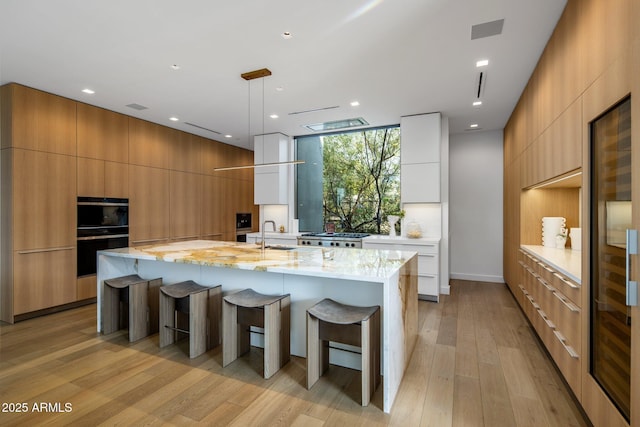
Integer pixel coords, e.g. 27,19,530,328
208,287,222,348
372,309,381,391
306,312,321,389
222,299,238,367
263,300,281,379
102,283,119,335
189,291,207,358
280,296,291,369
128,282,148,342
159,291,175,348
147,278,162,334
361,317,372,406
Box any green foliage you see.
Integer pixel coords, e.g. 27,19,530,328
322,127,401,234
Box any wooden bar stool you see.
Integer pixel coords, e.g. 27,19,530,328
306,298,381,406
159,281,222,358
102,274,162,342
222,289,291,379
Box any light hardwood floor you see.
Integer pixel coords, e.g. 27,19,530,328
0,280,589,426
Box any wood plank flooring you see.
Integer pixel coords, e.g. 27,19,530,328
0,280,590,426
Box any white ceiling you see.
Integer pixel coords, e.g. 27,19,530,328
0,0,566,150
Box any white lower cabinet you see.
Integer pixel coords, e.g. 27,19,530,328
246,234,298,247
362,238,440,301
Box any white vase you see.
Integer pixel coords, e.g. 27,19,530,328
388,215,399,237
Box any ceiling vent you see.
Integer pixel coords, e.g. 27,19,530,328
304,117,369,132
471,19,504,40
184,122,222,134
475,71,486,99
289,105,340,115
126,103,148,111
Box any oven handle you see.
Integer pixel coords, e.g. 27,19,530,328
77,202,128,207
77,234,129,241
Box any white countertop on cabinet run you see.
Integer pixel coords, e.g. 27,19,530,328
364,235,441,245
521,245,581,284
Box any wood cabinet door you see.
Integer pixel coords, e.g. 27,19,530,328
77,157,105,197
105,161,129,198
170,171,201,240
77,103,128,163
4,84,77,155
13,248,76,315
129,165,169,245
169,132,202,173
201,175,224,240
13,149,76,251
128,118,171,169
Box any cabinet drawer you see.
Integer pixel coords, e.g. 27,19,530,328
548,326,581,397
548,289,581,352
418,275,438,296
403,243,438,255
550,270,581,307
418,253,438,274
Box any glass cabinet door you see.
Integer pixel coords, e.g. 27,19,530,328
590,97,632,421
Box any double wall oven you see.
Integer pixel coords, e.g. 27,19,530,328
77,197,129,277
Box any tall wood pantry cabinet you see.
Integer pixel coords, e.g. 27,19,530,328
1,84,78,323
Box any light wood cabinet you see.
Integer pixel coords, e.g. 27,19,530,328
129,118,172,169
77,275,97,300
12,149,77,251
518,249,581,396
104,161,129,198
78,158,129,198
77,102,128,163
129,165,170,245
170,171,201,240
13,248,77,315
0,83,76,155
169,132,202,173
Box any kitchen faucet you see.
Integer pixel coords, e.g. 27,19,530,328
262,220,276,252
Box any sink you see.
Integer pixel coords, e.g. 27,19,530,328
265,245,296,251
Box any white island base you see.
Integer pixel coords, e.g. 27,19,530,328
97,240,418,412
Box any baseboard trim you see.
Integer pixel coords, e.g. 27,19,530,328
450,273,505,283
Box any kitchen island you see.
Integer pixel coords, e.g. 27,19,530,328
97,240,418,412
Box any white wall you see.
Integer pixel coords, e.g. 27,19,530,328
449,130,503,283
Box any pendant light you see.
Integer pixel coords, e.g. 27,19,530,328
213,67,305,171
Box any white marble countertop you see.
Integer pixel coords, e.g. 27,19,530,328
521,245,582,284
99,240,416,283
364,235,440,244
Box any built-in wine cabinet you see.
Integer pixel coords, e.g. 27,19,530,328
590,96,632,421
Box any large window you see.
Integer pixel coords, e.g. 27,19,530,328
296,126,401,234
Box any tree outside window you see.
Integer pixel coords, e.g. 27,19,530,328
296,126,400,234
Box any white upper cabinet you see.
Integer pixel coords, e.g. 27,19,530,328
401,113,441,165
254,133,290,205
400,113,442,203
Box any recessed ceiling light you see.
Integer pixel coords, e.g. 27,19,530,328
350,101,360,107
473,101,482,106
470,123,479,128
171,64,181,70
82,88,95,94
282,31,292,39
169,117,179,122
476,59,489,67
270,114,279,119
225,134,232,138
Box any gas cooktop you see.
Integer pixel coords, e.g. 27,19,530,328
301,232,370,238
